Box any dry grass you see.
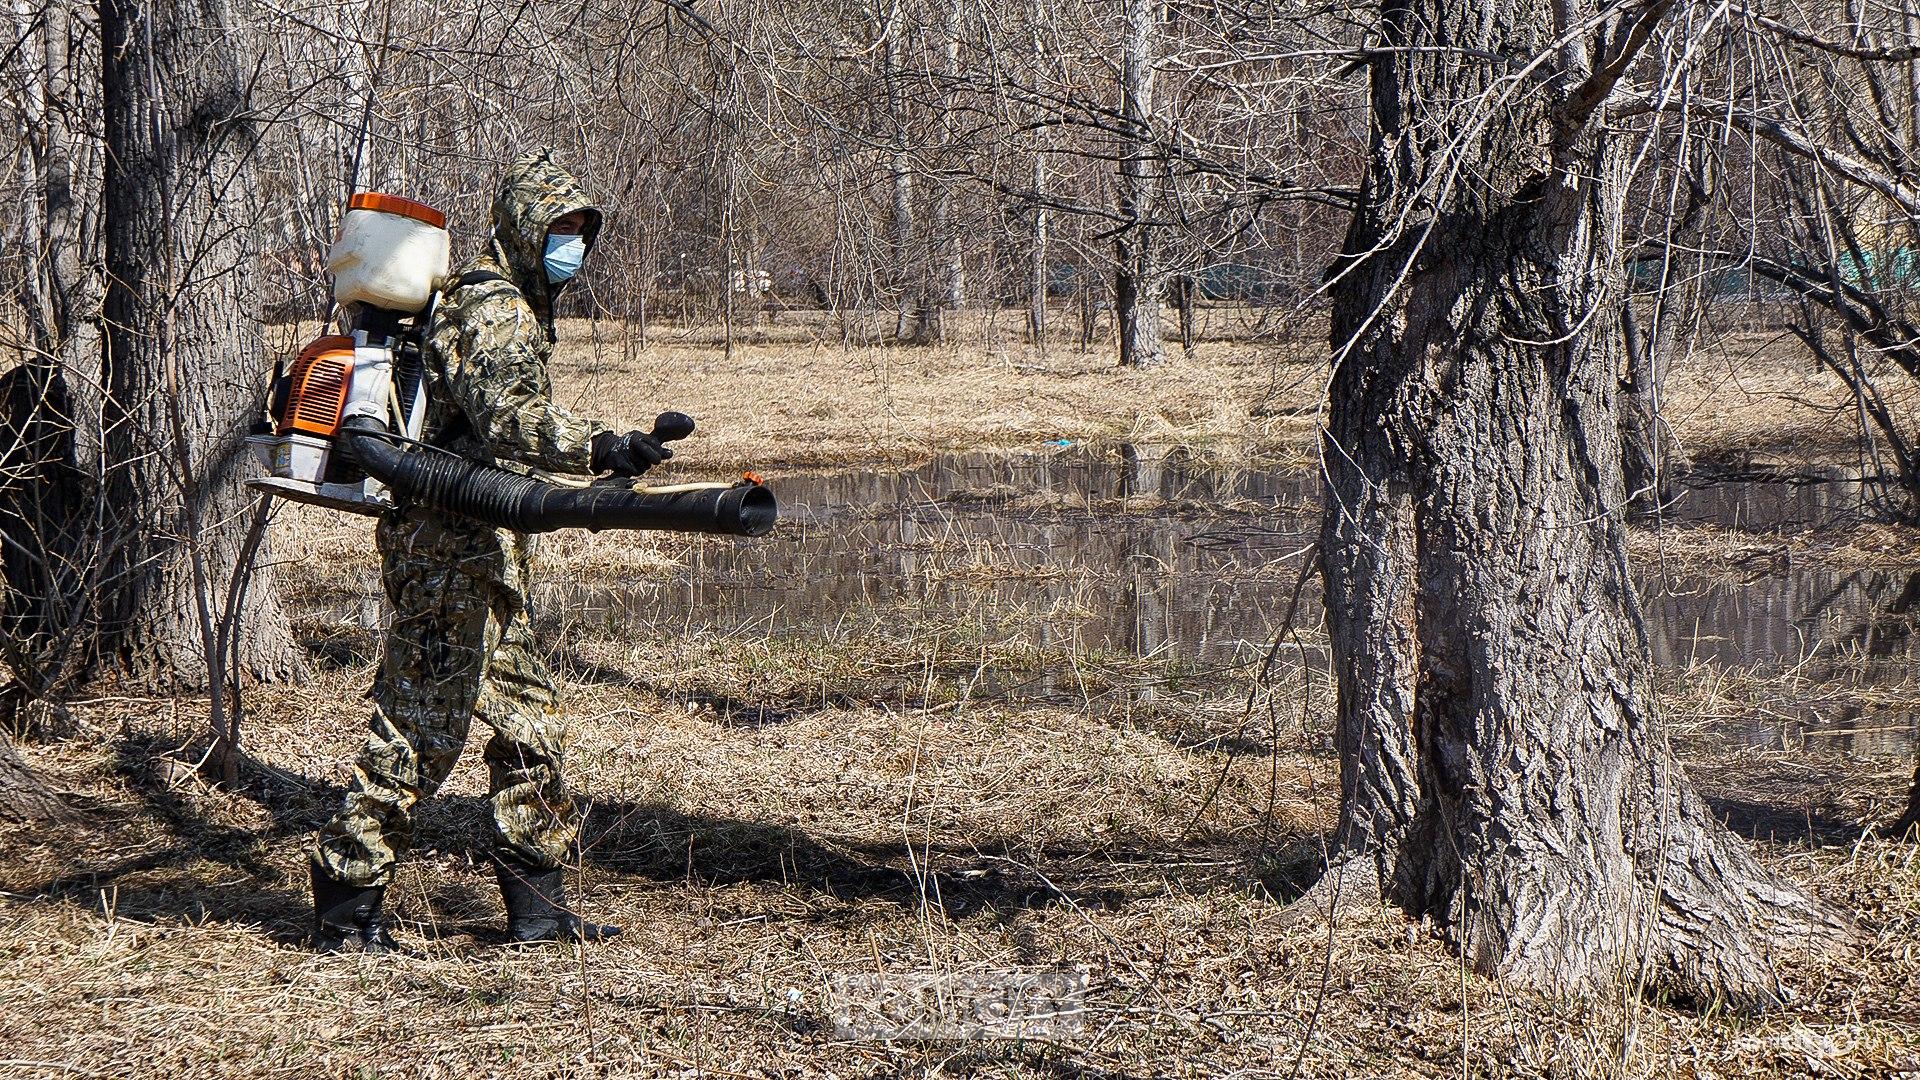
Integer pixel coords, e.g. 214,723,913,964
547,314,1326,472
2,627,1916,1078
539,318,1915,477
1627,521,1920,575
1658,329,1920,467
2,326,1919,1078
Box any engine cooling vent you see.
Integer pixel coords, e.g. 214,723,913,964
281,336,355,438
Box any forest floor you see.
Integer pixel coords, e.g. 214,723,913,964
2,314,1919,1078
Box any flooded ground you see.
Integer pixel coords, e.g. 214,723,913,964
546,448,1920,757
1644,470,1920,754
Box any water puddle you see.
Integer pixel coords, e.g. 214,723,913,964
1644,470,1919,753
547,450,1919,756
554,449,1319,671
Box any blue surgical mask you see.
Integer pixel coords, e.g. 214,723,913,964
544,233,588,284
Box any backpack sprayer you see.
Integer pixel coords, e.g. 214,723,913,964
247,193,776,537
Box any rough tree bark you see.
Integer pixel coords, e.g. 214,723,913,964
0,731,72,823
1114,0,1165,368
97,0,298,687
1317,348,1420,864
1317,0,1848,1006
907,4,965,345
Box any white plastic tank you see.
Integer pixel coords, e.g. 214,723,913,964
326,193,451,313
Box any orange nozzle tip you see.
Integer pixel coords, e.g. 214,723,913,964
742,471,765,485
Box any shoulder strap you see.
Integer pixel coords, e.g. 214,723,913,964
447,267,555,342
421,273,515,449
454,269,511,291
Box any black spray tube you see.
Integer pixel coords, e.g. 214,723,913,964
338,414,776,536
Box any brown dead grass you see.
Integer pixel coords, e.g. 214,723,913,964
2,630,1915,1079
1658,329,1920,467
1627,520,1920,576
546,314,1325,473
539,318,1915,479
2,323,1919,1078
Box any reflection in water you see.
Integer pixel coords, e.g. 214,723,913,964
1659,468,1876,532
542,451,1919,756
1641,471,1920,754
552,450,1319,673
1640,568,1920,753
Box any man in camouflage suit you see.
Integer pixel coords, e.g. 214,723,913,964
309,150,669,951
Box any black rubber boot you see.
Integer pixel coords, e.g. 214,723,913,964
493,855,622,944
310,864,401,953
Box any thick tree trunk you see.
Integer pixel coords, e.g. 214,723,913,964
907,177,951,344
908,7,965,346
1318,341,1420,863
1115,0,1165,369
1318,0,1847,1007
97,0,298,688
0,731,72,823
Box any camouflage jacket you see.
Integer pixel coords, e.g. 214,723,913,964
422,149,607,475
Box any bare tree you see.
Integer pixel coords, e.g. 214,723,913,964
1674,3,1920,823
1318,0,1850,1006
1114,0,1165,368
1023,0,1052,350
96,0,297,685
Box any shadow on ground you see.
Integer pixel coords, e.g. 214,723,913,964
1706,794,1861,846
0,735,336,943
0,731,1208,945
7,728,1868,953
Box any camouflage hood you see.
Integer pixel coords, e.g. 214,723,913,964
476,148,602,322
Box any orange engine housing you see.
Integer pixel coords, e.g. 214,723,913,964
279,336,355,438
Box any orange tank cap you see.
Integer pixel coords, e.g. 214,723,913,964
347,192,446,230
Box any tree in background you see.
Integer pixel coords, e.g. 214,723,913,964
1113,0,1166,368
1673,4,1920,825
2,0,104,708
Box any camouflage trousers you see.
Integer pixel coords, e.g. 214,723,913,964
312,510,579,888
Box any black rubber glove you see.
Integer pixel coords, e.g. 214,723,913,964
590,429,672,477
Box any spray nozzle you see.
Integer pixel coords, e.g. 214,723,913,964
651,411,696,444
